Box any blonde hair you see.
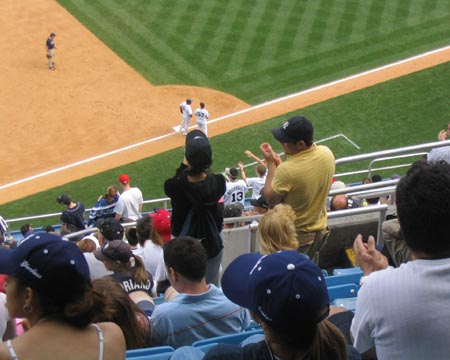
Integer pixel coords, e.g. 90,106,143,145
258,204,298,254
78,235,100,253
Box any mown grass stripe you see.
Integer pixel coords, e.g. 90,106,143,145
334,0,360,44
210,0,256,78
240,1,283,72
320,0,351,50
232,28,450,103
189,1,224,62
274,1,308,58
60,0,166,82
96,0,206,84
348,1,374,43
305,0,337,50
220,14,450,90
393,0,412,26
238,28,450,103
364,0,387,36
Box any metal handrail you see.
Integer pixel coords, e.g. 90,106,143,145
5,140,447,236
367,152,427,178
335,140,450,165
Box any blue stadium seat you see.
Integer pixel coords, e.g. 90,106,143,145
325,272,363,288
332,297,357,312
127,354,172,360
126,346,174,359
192,329,264,348
332,267,363,276
327,284,358,302
194,342,219,353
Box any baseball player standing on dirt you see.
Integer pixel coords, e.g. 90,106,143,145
179,98,193,136
195,102,209,136
46,32,56,70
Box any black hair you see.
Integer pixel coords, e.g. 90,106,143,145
44,225,55,233
20,224,32,236
163,236,207,282
125,227,139,246
16,265,105,328
185,156,212,176
396,160,450,256
136,217,152,245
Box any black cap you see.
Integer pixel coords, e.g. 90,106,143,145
223,203,244,218
271,116,313,144
99,218,124,241
56,194,71,205
250,194,269,209
185,130,212,169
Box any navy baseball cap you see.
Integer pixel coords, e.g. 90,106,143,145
222,251,329,335
271,116,313,144
185,130,212,168
250,194,269,209
98,218,124,241
0,233,90,287
56,194,72,205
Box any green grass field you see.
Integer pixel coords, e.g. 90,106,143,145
1,1,449,227
57,0,449,103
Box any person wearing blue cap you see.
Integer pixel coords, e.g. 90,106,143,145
170,251,357,360
0,233,126,359
210,251,349,359
46,32,56,70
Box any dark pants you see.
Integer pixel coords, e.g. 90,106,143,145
297,227,330,264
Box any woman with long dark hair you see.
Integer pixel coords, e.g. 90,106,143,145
0,233,125,359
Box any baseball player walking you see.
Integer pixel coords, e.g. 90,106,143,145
194,102,210,136
179,98,193,136
46,32,56,70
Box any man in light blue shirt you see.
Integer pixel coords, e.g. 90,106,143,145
150,236,250,348
428,123,450,163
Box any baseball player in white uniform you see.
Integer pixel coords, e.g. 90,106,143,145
179,98,193,136
194,102,209,136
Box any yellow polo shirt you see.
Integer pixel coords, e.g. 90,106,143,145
272,144,335,233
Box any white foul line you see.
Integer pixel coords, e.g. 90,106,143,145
1,44,449,191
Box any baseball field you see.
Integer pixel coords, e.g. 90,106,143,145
0,0,449,222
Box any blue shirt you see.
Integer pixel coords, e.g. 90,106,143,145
150,284,250,348
46,37,55,50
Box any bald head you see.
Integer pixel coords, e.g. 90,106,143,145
330,194,349,211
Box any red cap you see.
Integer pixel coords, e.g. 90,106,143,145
119,174,130,185
149,209,172,242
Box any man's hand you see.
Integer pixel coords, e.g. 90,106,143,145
244,150,253,158
438,129,448,141
260,143,281,166
353,234,388,276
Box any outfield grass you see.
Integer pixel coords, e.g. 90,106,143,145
57,0,450,103
1,62,449,226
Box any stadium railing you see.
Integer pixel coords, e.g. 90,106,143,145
4,139,448,238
